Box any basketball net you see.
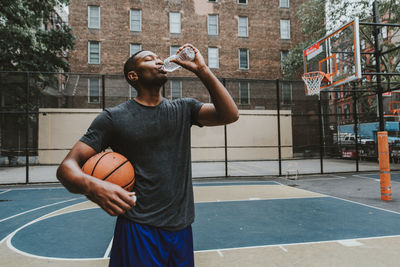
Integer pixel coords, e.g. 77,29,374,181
302,71,326,96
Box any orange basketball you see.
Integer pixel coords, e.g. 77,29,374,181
82,152,135,191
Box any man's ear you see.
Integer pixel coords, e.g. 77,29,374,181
128,71,138,83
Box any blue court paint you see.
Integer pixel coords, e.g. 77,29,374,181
0,189,85,242
0,188,78,221
193,197,400,251
11,208,116,258
193,181,278,187
7,190,400,259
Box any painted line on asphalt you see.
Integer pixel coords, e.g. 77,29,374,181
0,189,11,195
104,237,113,258
194,235,400,253
4,206,108,261
0,197,83,223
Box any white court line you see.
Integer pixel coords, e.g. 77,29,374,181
0,187,65,191
353,174,379,181
194,235,400,254
104,238,113,258
328,194,400,216
277,179,400,216
1,206,98,246
193,181,278,186
4,206,109,261
329,174,347,179
279,245,288,252
337,239,363,247
195,195,326,204
0,189,11,195
0,197,84,223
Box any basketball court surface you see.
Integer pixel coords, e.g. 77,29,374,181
1,172,400,267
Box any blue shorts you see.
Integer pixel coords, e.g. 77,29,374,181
109,216,194,267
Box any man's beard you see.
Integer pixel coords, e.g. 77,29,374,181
142,75,167,88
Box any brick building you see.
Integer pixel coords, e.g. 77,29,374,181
66,0,306,109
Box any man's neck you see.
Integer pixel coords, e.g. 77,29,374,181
134,92,163,107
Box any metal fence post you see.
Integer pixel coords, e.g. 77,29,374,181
373,0,384,132
223,78,228,177
318,95,324,174
276,79,282,176
353,84,359,172
102,74,105,110
25,72,30,184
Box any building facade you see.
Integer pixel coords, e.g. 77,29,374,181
66,0,306,109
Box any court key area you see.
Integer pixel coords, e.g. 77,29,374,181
1,175,400,267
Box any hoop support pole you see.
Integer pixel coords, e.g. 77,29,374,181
377,131,392,201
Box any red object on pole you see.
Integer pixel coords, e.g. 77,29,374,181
377,131,392,201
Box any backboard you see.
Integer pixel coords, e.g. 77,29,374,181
303,18,362,95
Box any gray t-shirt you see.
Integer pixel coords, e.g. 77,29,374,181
80,97,204,231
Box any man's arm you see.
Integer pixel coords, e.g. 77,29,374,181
173,44,239,126
195,67,239,126
57,141,135,216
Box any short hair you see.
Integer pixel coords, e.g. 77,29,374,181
124,50,144,87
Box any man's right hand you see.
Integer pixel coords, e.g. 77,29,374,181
57,141,136,217
86,178,136,216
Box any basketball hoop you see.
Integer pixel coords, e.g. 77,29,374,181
302,71,327,96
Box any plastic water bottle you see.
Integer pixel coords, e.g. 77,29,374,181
163,47,195,72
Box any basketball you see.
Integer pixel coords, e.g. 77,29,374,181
82,152,135,191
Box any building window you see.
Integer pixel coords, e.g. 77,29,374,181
336,90,341,99
280,19,290,39
208,15,218,36
344,104,350,119
337,106,342,122
169,12,181,33
169,45,180,56
280,0,290,8
281,50,288,70
239,82,250,105
238,16,248,37
88,41,100,64
337,106,342,115
282,82,292,104
130,44,142,56
238,0,248,4
171,80,182,99
208,0,217,2
170,45,180,56
88,78,100,103
130,9,142,32
88,6,100,29
239,48,249,69
208,47,219,69
129,85,137,98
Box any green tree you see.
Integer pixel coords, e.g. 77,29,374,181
0,0,75,72
282,0,327,80
0,0,75,166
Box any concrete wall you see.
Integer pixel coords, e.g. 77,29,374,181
38,109,102,164
38,108,293,164
192,110,293,161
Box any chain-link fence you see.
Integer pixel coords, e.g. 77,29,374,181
2,71,399,184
